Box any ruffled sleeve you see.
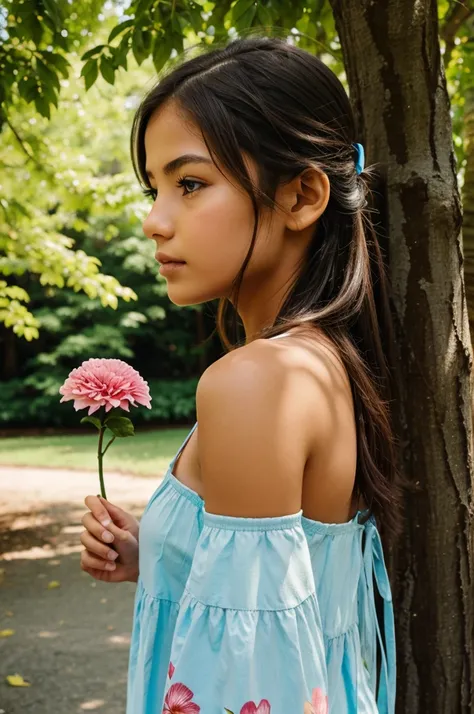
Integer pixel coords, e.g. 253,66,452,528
162,509,329,714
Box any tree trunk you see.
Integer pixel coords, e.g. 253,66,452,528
463,85,474,337
0,324,18,380
329,0,474,711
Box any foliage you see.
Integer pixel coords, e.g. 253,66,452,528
0,374,198,427
0,0,344,341
439,1,474,174
0,20,143,338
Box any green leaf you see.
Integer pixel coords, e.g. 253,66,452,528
104,416,135,438
42,0,62,29
80,416,103,430
135,0,154,18
81,59,99,90
132,28,149,66
41,52,70,78
100,56,115,85
36,59,60,92
18,76,38,103
224,710,235,714
257,4,274,27
53,29,69,52
22,12,44,45
152,36,171,73
108,19,134,43
235,3,257,30
231,0,256,24
42,84,59,108
34,94,51,119
113,29,132,69
81,45,106,61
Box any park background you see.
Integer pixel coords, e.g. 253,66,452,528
1,0,474,713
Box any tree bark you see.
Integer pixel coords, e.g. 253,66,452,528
329,0,474,711
463,85,474,337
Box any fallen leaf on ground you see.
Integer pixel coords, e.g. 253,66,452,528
5,610,13,617
0,629,14,637
6,674,31,687
47,580,60,589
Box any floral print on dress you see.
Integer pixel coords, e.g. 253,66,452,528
224,701,271,714
224,689,328,714
163,662,200,714
304,688,329,714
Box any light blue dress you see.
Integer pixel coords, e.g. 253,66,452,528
127,414,396,714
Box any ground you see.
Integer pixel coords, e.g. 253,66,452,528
0,465,158,714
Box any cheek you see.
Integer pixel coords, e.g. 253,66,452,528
165,187,255,305
191,187,254,273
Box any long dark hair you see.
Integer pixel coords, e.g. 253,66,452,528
131,34,401,535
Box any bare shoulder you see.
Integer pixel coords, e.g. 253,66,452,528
196,328,353,518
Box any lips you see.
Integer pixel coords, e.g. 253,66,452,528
156,252,186,264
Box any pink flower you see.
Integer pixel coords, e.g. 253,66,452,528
303,688,328,714
240,701,271,714
168,661,175,679
59,358,152,415
163,683,200,714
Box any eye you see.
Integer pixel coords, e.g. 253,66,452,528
142,187,157,201
176,176,205,196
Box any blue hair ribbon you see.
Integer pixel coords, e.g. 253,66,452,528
353,142,365,175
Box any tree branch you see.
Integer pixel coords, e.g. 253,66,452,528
5,119,42,168
441,0,474,65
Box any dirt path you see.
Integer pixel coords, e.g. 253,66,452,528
0,465,159,714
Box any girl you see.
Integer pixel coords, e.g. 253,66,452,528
80,34,399,714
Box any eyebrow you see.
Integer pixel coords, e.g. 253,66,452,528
146,154,214,180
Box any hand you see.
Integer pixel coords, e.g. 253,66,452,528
80,495,140,583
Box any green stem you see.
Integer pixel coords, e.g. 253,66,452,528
97,427,107,500
102,434,116,457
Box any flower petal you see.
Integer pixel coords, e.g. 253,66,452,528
58,359,152,417
164,682,195,707
240,704,258,714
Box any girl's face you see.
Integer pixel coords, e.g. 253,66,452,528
142,100,290,309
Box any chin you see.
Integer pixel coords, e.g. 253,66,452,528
166,288,221,307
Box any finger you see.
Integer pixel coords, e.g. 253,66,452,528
81,565,109,582
81,549,117,572
81,512,115,544
84,495,113,528
80,530,118,562
98,496,127,521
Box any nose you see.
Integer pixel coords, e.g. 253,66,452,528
142,199,174,242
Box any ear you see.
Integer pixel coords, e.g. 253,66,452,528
277,167,330,232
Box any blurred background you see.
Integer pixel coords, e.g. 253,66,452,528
0,1,473,713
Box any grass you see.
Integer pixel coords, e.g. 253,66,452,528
0,426,193,477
